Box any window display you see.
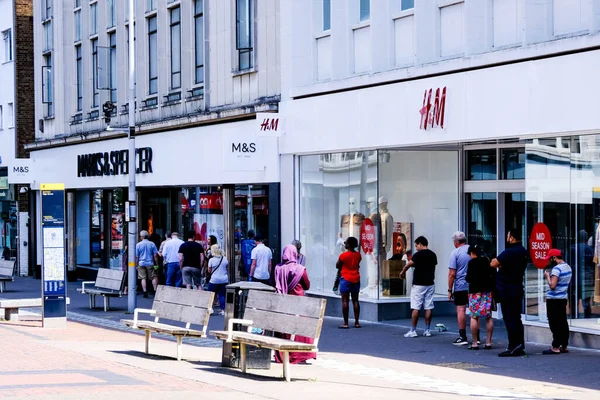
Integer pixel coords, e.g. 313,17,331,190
299,149,459,300
525,135,600,329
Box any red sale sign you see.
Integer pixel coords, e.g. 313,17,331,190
360,218,376,254
529,223,552,269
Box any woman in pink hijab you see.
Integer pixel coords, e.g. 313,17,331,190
274,244,316,364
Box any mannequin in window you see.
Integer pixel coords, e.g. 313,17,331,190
362,197,380,296
379,197,394,259
339,197,365,250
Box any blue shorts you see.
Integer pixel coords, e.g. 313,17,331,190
339,278,360,294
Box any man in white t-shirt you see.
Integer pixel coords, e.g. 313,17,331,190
250,236,272,285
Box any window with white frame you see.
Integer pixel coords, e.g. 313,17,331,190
43,0,53,20
7,103,13,128
126,24,137,92
75,0,80,8
359,0,370,21
147,0,157,12
170,6,181,89
236,0,253,70
323,0,331,31
90,2,98,35
0,105,3,129
194,0,204,84
108,0,116,28
148,16,158,94
3,29,11,62
74,10,81,41
42,54,54,117
91,38,99,107
43,20,53,52
76,45,82,111
109,32,117,102
400,0,414,10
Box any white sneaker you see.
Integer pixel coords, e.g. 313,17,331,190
423,329,432,337
404,330,418,338
219,310,225,316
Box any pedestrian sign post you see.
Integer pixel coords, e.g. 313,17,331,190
40,183,67,328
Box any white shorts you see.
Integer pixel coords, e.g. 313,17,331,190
410,285,435,310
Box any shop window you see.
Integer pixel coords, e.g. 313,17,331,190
501,148,525,180
466,193,497,259
466,149,497,180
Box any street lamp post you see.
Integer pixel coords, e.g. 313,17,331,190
127,0,137,313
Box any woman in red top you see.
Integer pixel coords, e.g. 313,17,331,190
337,237,362,329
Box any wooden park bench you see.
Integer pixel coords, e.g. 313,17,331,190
121,285,215,361
77,268,126,312
210,290,327,382
0,297,71,321
0,259,16,293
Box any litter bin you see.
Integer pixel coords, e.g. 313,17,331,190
221,281,276,369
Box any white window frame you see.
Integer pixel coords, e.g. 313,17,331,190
194,0,204,85
322,0,331,31
2,29,12,62
359,0,370,22
76,44,83,111
148,16,158,95
0,105,3,129
170,6,181,90
109,33,117,102
90,1,98,36
7,103,13,128
235,0,254,71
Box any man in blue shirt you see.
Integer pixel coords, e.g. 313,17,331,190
448,231,472,346
491,228,528,357
543,249,572,355
240,230,256,278
136,230,159,298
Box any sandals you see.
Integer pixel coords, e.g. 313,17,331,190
338,325,349,329
484,344,493,350
467,345,480,350
354,323,362,328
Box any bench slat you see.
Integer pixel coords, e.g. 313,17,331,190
153,301,211,325
95,277,123,291
242,308,321,339
84,288,120,296
210,330,317,351
121,320,206,337
155,285,214,308
245,291,326,319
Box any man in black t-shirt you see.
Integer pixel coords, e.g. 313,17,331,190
178,230,205,290
491,228,528,357
400,236,438,338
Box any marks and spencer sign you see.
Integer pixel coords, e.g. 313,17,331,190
77,147,153,177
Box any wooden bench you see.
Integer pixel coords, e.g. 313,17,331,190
121,285,215,361
210,290,327,382
0,260,16,293
77,268,126,311
0,297,71,321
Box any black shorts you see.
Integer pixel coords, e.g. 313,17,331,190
453,290,469,306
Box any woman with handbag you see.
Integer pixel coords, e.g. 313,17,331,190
207,244,228,315
465,244,497,350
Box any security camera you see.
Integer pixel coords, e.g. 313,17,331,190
19,187,29,194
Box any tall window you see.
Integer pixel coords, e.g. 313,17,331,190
108,0,116,28
75,0,80,8
194,0,204,84
170,7,181,89
7,103,13,127
2,29,11,62
127,24,137,92
0,105,3,129
74,10,81,41
91,38,99,107
90,2,98,35
236,0,253,70
109,33,117,102
401,0,414,10
359,0,370,21
148,16,158,94
147,0,157,12
323,0,331,31
43,20,53,52
43,0,53,20
76,45,82,111
42,54,54,117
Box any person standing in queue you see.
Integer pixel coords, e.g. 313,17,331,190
490,228,528,357
336,237,361,329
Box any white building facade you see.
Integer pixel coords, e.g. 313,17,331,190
279,0,600,343
29,0,281,279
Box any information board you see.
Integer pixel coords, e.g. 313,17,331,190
41,183,67,326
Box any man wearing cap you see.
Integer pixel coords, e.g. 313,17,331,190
162,232,185,287
448,231,472,346
543,249,572,355
135,230,159,298
491,228,528,357
250,235,272,285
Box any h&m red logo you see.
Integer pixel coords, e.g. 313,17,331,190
419,87,447,130
259,117,279,132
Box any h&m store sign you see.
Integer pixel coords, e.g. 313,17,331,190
77,147,153,177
